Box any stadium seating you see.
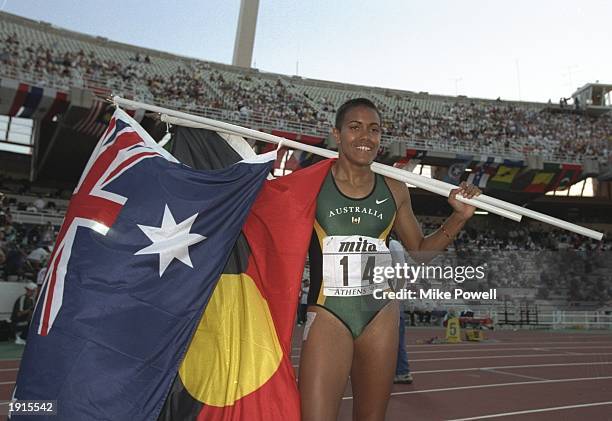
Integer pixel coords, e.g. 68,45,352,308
1,11,611,165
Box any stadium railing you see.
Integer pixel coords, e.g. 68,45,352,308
472,305,612,330
550,310,612,330
8,209,64,226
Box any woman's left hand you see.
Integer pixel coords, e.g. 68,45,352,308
448,182,482,220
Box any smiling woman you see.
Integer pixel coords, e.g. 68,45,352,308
333,99,382,168
298,98,482,421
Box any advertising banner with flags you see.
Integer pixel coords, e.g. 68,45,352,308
73,99,111,137
159,126,333,420
487,164,521,190
41,91,70,122
510,169,536,191
282,147,325,172
524,172,557,193
0,79,69,120
13,108,277,420
393,149,426,172
548,163,583,191
443,154,473,185
259,134,326,174
467,158,498,188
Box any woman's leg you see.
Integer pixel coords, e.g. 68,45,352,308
298,306,354,421
350,302,399,421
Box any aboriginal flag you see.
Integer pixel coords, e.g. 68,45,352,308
159,127,333,420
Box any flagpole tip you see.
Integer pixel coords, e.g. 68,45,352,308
111,95,122,109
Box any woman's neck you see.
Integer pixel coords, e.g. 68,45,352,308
332,158,373,186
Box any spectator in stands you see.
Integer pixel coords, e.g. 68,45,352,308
0,229,6,250
298,279,309,325
27,244,51,266
4,245,26,282
41,222,55,244
33,195,46,211
36,257,48,293
11,282,37,345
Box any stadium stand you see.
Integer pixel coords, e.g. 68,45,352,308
1,10,611,165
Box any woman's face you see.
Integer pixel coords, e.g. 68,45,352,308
333,105,381,166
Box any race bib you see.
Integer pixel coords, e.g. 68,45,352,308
322,235,392,297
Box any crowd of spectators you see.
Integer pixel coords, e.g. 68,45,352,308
208,69,326,127
0,177,65,283
415,221,612,304
145,63,220,109
1,30,610,162
0,204,56,284
0,33,149,95
384,100,611,161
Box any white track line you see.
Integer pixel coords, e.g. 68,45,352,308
292,346,612,358
343,376,612,400
344,376,612,399
0,381,14,386
411,352,612,362
292,351,612,362
404,345,612,355
447,401,612,420
481,368,547,381
405,340,612,348
412,361,612,374
291,344,612,358
292,341,612,353
0,368,18,373
293,359,612,371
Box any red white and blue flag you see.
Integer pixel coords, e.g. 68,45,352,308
36,109,177,336
14,108,276,420
0,79,69,121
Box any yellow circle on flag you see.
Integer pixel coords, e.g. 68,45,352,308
179,273,283,407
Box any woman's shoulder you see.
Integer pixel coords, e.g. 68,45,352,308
383,176,411,207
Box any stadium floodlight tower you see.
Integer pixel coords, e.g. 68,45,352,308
232,0,260,68
571,82,612,116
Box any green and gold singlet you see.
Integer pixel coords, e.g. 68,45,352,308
308,171,397,338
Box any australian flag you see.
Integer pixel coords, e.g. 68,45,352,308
12,108,275,420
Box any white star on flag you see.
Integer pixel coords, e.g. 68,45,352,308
135,205,206,276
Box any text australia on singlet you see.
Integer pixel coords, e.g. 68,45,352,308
328,206,384,220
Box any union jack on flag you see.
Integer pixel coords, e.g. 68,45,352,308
37,109,177,336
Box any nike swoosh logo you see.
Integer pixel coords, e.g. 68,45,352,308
376,198,389,205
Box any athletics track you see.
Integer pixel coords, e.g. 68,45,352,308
1,327,611,420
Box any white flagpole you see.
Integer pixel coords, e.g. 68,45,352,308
156,112,521,221
112,96,604,240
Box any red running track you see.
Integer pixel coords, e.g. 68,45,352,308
335,328,612,420
2,327,612,420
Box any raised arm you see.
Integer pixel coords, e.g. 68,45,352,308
387,178,480,262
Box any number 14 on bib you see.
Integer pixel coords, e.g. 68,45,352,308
322,235,392,297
